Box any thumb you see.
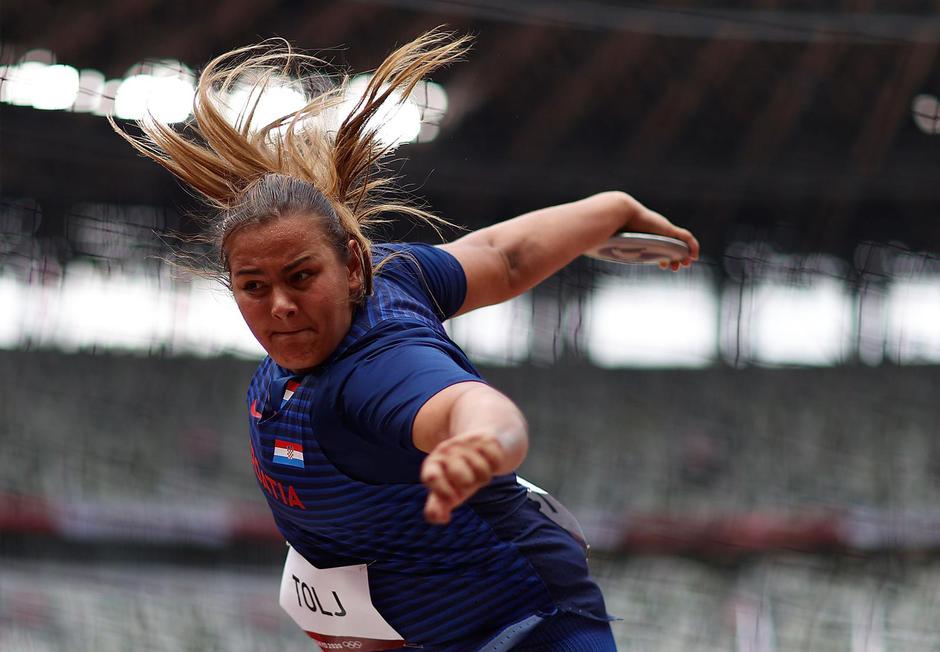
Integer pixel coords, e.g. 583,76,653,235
424,490,454,525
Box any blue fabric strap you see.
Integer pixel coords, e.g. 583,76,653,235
476,614,545,652
512,613,617,651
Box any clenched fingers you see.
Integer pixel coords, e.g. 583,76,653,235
421,434,504,524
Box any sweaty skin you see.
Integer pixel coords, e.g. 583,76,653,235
225,214,363,373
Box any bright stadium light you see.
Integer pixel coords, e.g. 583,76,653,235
446,294,532,365
856,287,886,367
336,75,447,146
114,60,195,123
220,74,447,146
1,50,79,110
30,64,80,110
18,267,63,347
0,66,9,103
416,80,448,119
5,61,49,106
885,276,940,363
54,263,106,350
750,278,854,366
114,75,154,119
340,75,420,146
92,79,122,117
177,277,265,358
72,69,106,113
0,273,22,349
585,275,718,368
912,94,940,135
55,264,174,351
413,80,447,142
223,80,308,132
0,52,448,146
378,96,422,145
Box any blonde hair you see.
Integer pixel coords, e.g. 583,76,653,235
110,28,472,298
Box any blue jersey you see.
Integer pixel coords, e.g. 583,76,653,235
246,244,609,650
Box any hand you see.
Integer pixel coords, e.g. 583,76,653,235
622,195,700,271
420,431,504,524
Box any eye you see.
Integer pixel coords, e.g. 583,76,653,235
290,270,315,284
241,280,265,293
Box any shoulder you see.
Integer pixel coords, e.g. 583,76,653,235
319,320,483,461
340,319,475,371
371,242,462,280
327,242,472,366
370,242,467,320
327,320,481,401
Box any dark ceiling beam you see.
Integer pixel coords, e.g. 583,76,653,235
622,34,752,165
736,39,844,171
403,149,940,261
700,37,845,239
852,32,939,177
11,103,936,206
507,31,655,161
385,8,476,60
31,0,158,64
119,0,282,67
734,0,874,171
440,25,555,131
400,145,940,208
642,0,793,164
722,0,870,237
811,21,940,248
353,0,940,44
737,3,867,169
5,103,939,267
292,1,386,52
209,0,280,37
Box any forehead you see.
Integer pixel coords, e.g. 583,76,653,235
225,214,336,269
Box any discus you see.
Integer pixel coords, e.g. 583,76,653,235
584,232,690,265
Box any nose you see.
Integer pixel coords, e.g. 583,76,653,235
270,287,298,320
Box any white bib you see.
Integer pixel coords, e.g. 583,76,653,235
280,546,406,651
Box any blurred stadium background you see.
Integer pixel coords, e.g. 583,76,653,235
2,1,940,650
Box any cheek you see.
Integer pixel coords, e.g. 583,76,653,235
304,280,347,312
233,295,267,330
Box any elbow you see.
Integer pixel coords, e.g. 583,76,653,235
494,236,542,300
487,234,526,298
455,383,529,474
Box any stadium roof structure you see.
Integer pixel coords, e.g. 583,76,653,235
2,0,939,260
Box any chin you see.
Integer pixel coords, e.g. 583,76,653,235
265,332,324,372
274,351,322,373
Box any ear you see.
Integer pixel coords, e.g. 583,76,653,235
346,239,364,295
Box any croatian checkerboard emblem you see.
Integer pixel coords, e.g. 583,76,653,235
273,438,305,469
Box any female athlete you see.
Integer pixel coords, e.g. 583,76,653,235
112,29,698,652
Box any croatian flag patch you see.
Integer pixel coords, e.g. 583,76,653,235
273,438,305,469
282,379,301,405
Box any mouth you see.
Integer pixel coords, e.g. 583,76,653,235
271,328,313,338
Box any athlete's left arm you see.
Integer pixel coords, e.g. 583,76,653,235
439,191,699,316
413,381,528,524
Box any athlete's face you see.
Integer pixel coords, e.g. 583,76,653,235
226,213,363,373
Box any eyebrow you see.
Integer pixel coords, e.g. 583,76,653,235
233,255,313,277
283,255,312,273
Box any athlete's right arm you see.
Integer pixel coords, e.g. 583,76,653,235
439,191,698,316
412,381,529,525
